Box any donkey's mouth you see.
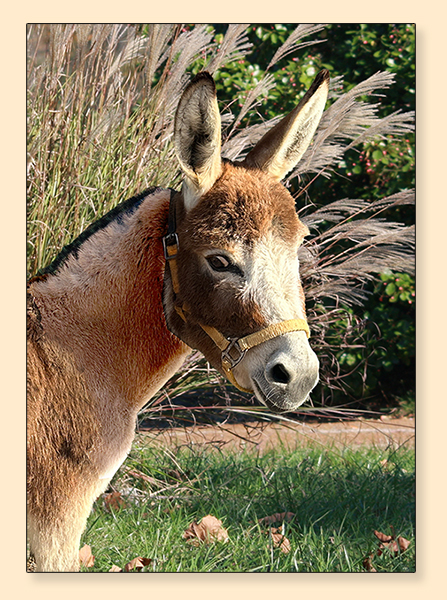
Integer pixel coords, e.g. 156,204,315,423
247,341,319,413
251,378,300,414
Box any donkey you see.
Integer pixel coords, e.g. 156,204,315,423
27,69,329,571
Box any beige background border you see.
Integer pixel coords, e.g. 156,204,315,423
3,4,442,596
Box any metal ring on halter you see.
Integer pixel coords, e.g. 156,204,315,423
221,338,248,370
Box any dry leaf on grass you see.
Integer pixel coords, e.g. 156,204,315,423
257,515,293,554
362,554,377,572
396,536,411,552
374,530,394,543
373,530,411,556
79,544,95,568
124,557,153,572
103,491,126,512
364,529,411,571
183,514,229,545
258,512,295,525
268,527,291,554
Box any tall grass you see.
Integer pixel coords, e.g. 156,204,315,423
28,24,190,273
27,23,321,275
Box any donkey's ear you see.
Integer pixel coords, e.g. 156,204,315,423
243,70,329,181
174,72,223,211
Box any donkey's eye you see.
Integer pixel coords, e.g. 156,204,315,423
207,255,231,271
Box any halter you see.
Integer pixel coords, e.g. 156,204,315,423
162,192,310,393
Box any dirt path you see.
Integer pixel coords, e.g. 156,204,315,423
140,415,415,454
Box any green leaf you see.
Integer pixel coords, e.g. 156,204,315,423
385,283,396,296
372,150,383,161
340,352,357,367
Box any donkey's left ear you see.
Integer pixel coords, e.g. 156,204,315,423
174,72,223,211
243,69,329,181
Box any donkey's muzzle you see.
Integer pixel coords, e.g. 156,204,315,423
243,336,320,412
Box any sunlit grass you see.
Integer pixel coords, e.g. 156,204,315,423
82,439,415,572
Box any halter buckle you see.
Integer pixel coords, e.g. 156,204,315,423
162,233,179,260
221,338,248,370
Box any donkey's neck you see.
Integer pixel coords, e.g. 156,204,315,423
30,188,190,412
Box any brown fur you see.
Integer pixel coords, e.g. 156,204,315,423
185,162,308,246
28,291,106,570
27,190,190,570
163,163,309,373
29,191,188,410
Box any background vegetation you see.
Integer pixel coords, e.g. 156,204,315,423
26,23,415,574
27,24,415,416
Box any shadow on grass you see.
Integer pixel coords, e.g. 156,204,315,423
178,445,415,538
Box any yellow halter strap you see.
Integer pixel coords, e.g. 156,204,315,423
199,319,310,392
162,194,310,393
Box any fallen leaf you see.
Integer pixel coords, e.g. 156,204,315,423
104,491,126,512
269,529,291,554
79,544,95,568
365,529,411,569
374,530,393,543
109,565,123,572
396,536,411,553
384,537,410,555
258,512,295,525
363,553,377,572
373,530,410,556
183,514,229,545
124,557,153,572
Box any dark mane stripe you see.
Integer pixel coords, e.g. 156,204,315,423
35,187,170,278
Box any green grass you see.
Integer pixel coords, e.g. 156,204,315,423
81,437,415,572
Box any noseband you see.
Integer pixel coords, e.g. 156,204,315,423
162,191,310,393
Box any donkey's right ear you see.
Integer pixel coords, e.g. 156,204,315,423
174,72,223,212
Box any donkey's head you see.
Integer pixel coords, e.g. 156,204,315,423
163,70,329,412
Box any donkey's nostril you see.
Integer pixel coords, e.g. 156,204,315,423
269,363,292,385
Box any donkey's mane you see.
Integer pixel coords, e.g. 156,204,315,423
35,186,170,279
